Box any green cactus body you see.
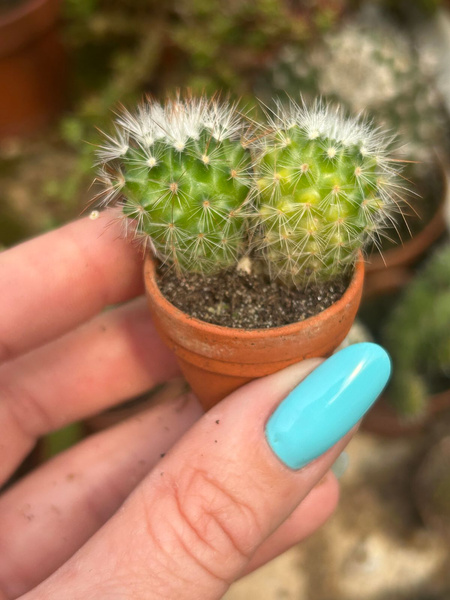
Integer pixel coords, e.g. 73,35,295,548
97,98,253,274
254,101,399,285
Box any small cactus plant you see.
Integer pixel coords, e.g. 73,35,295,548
382,244,450,420
253,99,402,285
96,95,403,293
96,96,253,274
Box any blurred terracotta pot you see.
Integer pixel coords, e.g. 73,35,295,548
0,0,66,139
363,389,450,437
364,167,447,300
144,253,364,411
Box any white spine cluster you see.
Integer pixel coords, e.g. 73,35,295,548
101,96,245,158
266,98,395,155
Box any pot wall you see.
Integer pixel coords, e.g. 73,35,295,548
145,255,365,410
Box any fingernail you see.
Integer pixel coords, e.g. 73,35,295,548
265,343,391,470
331,452,349,479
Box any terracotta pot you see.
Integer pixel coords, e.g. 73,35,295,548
144,254,365,411
362,388,450,437
0,0,66,139
364,169,448,300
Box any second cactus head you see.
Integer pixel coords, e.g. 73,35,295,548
253,100,402,286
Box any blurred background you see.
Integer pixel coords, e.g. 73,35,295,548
1,0,450,597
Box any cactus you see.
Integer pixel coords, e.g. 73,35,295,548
253,99,403,286
96,96,404,289
382,244,450,420
96,96,253,274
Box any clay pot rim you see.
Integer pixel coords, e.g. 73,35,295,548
0,0,53,24
0,0,60,57
145,251,365,340
366,202,446,273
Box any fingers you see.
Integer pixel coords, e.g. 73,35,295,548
0,298,180,484
0,210,142,364
0,390,203,600
22,344,390,600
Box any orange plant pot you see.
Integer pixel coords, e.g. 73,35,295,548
144,254,365,411
362,388,450,437
364,203,447,299
0,0,66,139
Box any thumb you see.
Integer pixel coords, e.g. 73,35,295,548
22,343,390,600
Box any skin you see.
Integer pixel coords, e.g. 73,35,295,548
0,211,354,600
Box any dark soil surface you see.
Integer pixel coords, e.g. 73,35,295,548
157,266,350,329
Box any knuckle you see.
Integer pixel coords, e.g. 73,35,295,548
0,369,55,439
143,466,262,585
177,466,262,560
0,337,13,364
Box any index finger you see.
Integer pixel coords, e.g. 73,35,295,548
0,210,143,364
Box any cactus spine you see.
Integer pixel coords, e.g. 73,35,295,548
97,96,253,274
253,100,402,286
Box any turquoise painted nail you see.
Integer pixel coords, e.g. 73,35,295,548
265,343,391,470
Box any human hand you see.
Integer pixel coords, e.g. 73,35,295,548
0,212,390,599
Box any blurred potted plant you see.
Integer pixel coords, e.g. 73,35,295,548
363,243,450,435
94,95,403,410
164,0,347,95
0,0,66,139
261,15,449,301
